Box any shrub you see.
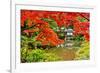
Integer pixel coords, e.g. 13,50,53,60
21,48,61,63
74,41,90,60
21,48,28,63
26,49,45,62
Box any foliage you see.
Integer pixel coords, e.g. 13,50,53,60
26,49,45,62
41,18,58,31
21,10,90,43
21,48,61,63
21,48,27,62
21,35,41,49
73,22,89,41
73,34,85,47
20,10,90,62
73,34,84,41
74,41,90,60
36,28,64,46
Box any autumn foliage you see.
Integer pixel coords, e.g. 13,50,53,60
36,28,64,46
21,10,90,46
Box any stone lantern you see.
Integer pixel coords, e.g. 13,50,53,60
57,26,74,48
64,27,74,48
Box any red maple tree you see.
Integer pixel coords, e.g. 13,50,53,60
21,10,90,45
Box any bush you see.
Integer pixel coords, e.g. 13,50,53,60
21,48,28,63
26,49,45,62
21,48,61,63
74,41,90,60
73,34,84,41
